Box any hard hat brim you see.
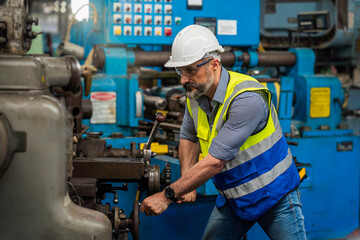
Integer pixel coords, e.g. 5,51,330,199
164,59,198,68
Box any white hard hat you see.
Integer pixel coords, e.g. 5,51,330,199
164,25,224,68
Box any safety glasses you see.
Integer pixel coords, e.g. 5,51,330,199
175,58,213,77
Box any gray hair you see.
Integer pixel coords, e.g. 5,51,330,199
204,51,221,62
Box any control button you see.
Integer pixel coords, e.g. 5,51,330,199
175,17,181,25
113,3,121,12
145,16,152,24
145,4,152,13
114,26,122,36
145,27,152,36
124,26,132,35
126,17,132,24
124,3,132,12
164,16,171,25
134,26,142,36
114,14,122,24
164,27,172,36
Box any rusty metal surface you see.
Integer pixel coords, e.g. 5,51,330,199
0,0,39,53
72,158,145,180
76,138,144,158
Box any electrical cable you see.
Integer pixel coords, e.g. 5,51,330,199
65,3,98,42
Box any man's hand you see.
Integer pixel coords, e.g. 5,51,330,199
177,190,196,203
140,191,172,216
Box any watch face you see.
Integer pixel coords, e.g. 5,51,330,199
165,187,175,199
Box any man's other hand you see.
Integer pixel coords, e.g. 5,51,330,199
177,190,196,203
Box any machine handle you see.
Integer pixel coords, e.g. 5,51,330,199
145,113,165,150
81,66,92,97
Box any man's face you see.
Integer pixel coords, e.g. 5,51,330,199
177,58,214,99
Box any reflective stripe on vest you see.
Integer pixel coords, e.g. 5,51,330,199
186,71,300,220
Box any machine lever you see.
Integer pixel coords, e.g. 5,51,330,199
82,66,92,97
145,113,165,150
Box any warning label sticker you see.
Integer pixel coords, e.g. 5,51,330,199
217,20,237,35
90,92,116,124
310,87,331,118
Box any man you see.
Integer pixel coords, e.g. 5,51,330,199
140,24,307,239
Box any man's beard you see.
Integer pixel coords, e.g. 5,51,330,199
183,70,214,100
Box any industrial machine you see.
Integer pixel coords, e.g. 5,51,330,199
0,1,171,239
63,0,360,239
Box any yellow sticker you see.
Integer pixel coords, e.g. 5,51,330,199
41,75,45,83
140,142,168,155
310,87,331,118
156,110,168,117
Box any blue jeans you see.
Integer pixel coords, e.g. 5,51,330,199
202,189,307,240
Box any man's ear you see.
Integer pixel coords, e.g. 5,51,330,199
211,59,220,70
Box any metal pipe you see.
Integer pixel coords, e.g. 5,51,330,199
133,51,171,66
143,95,167,110
255,52,297,66
133,51,296,67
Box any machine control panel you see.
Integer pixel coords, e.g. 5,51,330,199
110,0,173,42
105,0,259,46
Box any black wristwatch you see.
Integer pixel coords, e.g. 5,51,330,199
164,186,177,201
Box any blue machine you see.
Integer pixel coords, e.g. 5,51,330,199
68,0,360,239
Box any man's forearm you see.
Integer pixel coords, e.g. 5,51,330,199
179,139,200,175
171,153,226,199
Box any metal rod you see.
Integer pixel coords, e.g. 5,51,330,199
145,113,165,150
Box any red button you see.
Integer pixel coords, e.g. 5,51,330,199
164,28,172,36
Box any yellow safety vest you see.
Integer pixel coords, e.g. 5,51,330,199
186,71,300,220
